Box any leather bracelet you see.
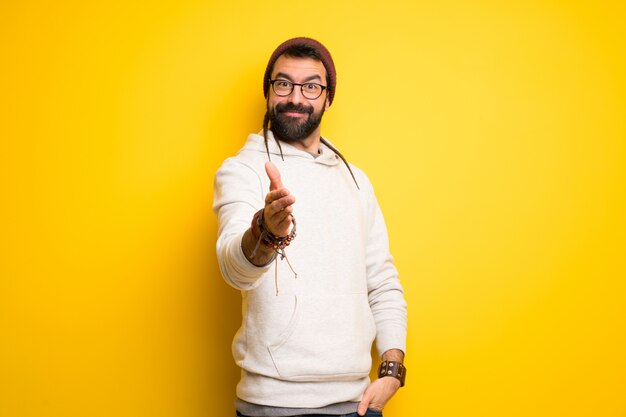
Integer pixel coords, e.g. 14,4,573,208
378,360,406,387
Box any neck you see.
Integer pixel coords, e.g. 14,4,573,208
286,137,320,154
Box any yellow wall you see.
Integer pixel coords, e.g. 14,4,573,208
2,1,625,416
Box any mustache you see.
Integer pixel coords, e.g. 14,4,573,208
276,103,313,115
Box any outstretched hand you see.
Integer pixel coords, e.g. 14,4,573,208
263,162,295,237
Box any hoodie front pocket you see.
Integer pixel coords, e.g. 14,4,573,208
267,293,376,381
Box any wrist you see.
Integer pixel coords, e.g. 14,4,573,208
242,227,276,266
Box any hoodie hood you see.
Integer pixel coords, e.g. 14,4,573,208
241,130,342,167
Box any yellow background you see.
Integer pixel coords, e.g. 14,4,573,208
2,1,625,416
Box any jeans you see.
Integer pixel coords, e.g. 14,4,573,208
236,409,383,417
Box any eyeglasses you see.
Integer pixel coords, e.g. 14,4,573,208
269,79,327,100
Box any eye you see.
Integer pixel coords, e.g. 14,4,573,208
304,83,319,92
277,80,291,88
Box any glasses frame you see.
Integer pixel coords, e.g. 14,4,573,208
269,79,328,100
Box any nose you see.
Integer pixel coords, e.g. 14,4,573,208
286,85,306,105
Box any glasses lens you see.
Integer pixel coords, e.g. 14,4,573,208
272,80,293,96
302,83,322,99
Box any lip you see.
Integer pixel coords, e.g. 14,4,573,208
282,111,307,117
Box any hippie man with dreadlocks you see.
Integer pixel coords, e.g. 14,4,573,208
213,38,407,417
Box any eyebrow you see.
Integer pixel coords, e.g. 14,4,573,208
274,72,323,83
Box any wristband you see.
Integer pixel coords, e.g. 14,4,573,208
378,361,406,387
250,208,297,295
254,209,296,250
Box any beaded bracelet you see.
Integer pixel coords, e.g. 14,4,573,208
251,209,297,295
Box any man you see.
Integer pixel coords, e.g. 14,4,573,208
213,37,407,417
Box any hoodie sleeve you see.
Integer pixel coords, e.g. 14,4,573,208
213,158,271,290
360,173,408,358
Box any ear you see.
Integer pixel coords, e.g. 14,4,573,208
324,95,330,111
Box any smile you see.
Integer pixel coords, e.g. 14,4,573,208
281,111,307,117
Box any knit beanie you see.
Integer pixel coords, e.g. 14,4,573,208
263,37,337,106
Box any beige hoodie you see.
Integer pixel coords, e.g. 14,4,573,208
213,131,407,408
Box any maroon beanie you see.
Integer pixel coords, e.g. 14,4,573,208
263,37,337,106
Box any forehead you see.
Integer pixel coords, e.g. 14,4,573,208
271,55,327,82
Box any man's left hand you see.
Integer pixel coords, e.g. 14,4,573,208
356,376,401,415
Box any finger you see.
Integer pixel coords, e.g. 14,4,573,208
275,214,294,232
265,189,290,205
266,203,293,221
357,389,373,416
265,161,284,191
267,195,296,213
265,213,293,237
265,207,293,232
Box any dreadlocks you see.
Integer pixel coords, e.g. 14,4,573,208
262,118,359,190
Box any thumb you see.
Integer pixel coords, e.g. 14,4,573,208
357,391,372,416
265,161,284,191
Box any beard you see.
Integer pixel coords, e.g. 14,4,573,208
268,101,325,143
